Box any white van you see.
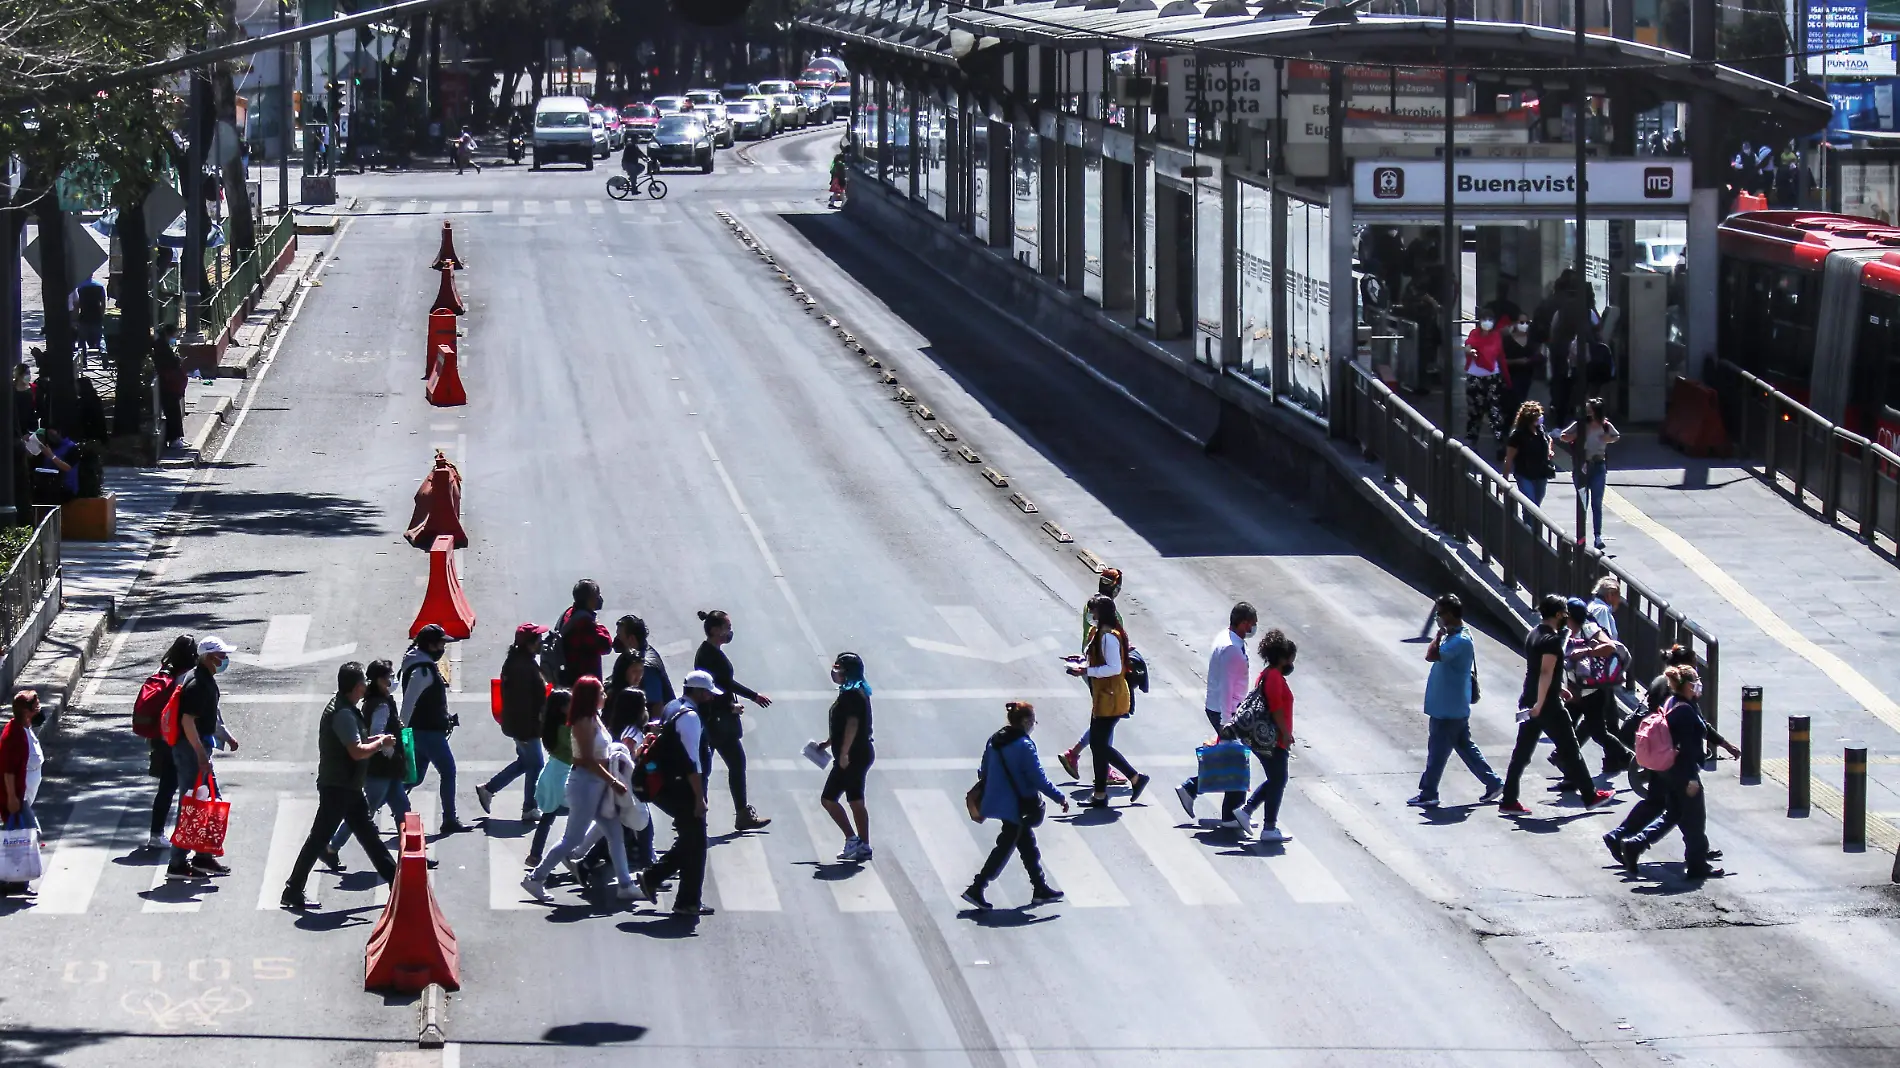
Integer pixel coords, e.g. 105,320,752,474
533,96,597,169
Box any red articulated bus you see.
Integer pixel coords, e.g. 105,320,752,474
1718,210,1900,451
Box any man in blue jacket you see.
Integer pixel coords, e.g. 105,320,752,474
962,701,1070,911
1408,595,1504,809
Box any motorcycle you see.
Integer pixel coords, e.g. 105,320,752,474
508,134,525,164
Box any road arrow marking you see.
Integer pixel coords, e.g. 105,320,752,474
905,606,1059,664
228,615,358,670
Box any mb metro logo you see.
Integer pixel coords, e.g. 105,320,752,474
1642,167,1675,198
1372,166,1405,199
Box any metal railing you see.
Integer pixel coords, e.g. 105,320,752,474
0,509,61,654
199,212,299,342
1345,364,1722,725
1716,359,1900,555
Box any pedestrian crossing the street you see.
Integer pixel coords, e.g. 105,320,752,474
9,777,1355,921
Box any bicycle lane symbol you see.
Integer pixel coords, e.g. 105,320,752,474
120,986,254,1030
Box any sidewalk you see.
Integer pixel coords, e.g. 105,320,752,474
1536,430,1900,861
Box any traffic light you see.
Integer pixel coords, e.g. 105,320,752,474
673,0,751,26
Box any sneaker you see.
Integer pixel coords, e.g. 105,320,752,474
848,841,873,862
837,836,862,861
1108,768,1130,787
1030,886,1065,906
1601,831,1627,867
1684,866,1726,880
190,855,231,876
520,875,550,901
1174,784,1198,820
1585,789,1616,810
1406,794,1440,809
1497,800,1531,815
1594,538,1606,550
143,834,170,850
1620,840,1644,876
474,785,495,814
637,868,661,902
1233,806,1256,839
1479,783,1505,804
524,853,543,869
672,903,715,917
521,807,543,823
1705,849,1725,863
1057,750,1080,781
318,849,344,871
960,885,991,911
1128,774,1151,804
279,886,311,911
1084,795,1110,810
734,807,772,831
165,863,197,882
1256,826,1290,843
616,881,641,901
439,818,471,835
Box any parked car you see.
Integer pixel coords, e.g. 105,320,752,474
799,87,833,124
744,93,780,135
589,112,611,157
827,82,851,115
726,99,770,140
771,93,808,129
532,95,596,169
622,102,660,141
592,105,624,150
721,82,760,102
650,95,686,116
651,114,715,173
696,101,733,148
684,88,723,109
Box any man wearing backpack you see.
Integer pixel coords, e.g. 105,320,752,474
166,637,240,881
1561,598,1631,777
477,624,550,822
1498,595,1613,816
637,670,717,918
401,625,468,834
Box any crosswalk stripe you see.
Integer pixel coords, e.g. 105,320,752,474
144,859,199,912
1118,805,1241,905
34,799,125,914
256,796,319,910
461,200,479,212
522,200,542,214
1263,839,1351,904
894,789,982,900
428,201,448,214
554,200,573,214
707,834,781,911
585,200,603,215
487,831,538,910
740,200,762,213
394,217,417,230
795,799,893,912
492,200,510,214
1035,817,1128,907
772,200,795,212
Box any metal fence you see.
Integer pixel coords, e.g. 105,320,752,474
1716,359,1900,556
0,509,61,654
1344,365,1722,725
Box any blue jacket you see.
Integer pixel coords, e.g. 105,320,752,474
978,730,1064,823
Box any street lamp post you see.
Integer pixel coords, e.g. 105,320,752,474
278,0,291,211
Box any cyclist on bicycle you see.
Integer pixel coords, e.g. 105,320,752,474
621,135,652,184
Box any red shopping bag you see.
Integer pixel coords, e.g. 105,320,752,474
490,678,503,724
170,773,230,856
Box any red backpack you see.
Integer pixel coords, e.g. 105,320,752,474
132,672,177,741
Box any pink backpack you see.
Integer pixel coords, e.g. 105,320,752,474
1634,700,1676,772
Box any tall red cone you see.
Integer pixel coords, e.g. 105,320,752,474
430,221,465,270
426,345,467,407
364,813,461,994
404,452,468,549
410,535,476,639
430,267,465,315
426,311,456,379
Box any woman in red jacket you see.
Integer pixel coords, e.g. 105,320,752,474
1,690,45,895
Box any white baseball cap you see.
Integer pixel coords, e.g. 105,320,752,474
197,635,232,656
680,669,723,696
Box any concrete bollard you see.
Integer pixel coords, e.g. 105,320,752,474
1740,685,1762,783
1843,745,1867,851
1788,716,1810,817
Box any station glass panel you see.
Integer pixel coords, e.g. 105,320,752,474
1284,198,1331,417
1014,123,1040,272
1196,174,1224,365
1238,180,1274,385
1083,146,1103,304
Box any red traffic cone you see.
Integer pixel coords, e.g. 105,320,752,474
364,813,461,994
430,221,465,270
403,452,468,549
426,345,466,407
426,311,456,379
430,267,465,316
410,535,476,640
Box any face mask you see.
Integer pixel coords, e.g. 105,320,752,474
1480,319,1496,331
429,645,445,662
213,657,228,674
1280,661,1295,676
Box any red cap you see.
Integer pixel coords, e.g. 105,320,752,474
514,622,548,644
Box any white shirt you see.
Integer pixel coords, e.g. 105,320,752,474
663,698,704,775
1205,629,1251,724
1085,631,1123,678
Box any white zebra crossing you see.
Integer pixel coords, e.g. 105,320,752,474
1035,817,1128,907
894,788,984,899
1117,804,1241,905
254,795,319,910
707,834,781,911
34,799,125,914
796,799,894,912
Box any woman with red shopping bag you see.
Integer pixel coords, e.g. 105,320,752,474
0,690,46,896
167,637,241,881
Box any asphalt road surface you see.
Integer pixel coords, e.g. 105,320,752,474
6,123,1899,1067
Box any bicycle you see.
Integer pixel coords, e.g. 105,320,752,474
606,170,667,201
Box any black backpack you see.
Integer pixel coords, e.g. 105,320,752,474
537,618,567,684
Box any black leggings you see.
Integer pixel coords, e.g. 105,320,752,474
149,738,178,837
706,726,749,815
974,819,1047,890
1089,717,1137,796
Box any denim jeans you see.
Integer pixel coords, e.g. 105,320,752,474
1242,747,1288,827
1579,458,1608,541
327,777,410,852
1515,477,1547,508
483,740,545,813
167,743,216,867
1416,716,1501,803
530,772,631,889
408,729,458,822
